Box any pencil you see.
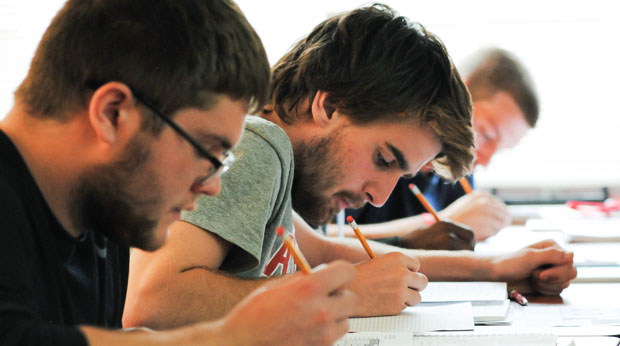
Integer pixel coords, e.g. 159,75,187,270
276,226,311,274
458,177,473,194
408,183,441,222
346,216,376,258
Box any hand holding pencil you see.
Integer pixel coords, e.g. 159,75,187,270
347,216,375,258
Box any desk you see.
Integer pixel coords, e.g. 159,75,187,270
474,208,620,344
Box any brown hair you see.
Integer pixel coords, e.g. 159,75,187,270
16,0,270,130
461,48,539,127
270,3,474,179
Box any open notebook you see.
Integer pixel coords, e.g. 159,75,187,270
335,332,556,346
348,302,474,333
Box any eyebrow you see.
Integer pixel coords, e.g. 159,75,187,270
386,142,409,171
195,132,233,151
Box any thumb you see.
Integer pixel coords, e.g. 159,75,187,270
531,247,573,268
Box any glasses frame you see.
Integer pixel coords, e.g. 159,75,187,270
130,89,235,185
86,81,235,184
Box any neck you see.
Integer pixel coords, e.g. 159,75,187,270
259,105,320,149
0,104,89,238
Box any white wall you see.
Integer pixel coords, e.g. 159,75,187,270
2,0,619,190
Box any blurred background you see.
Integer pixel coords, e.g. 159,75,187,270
2,0,618,202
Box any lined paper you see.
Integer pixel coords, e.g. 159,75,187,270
348,302,474,332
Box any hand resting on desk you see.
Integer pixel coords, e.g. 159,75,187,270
398,220,475,251
491,240,577,295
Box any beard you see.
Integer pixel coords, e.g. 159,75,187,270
69,134,163,251
291,133,364,226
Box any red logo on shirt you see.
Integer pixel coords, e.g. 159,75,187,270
263,233,297,276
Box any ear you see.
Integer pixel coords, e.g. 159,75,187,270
310,90,337,127
87,82,137,145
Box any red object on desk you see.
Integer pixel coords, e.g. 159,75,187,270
509,290,529,306
566,198,619,217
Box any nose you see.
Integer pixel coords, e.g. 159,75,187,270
193,176,222,196
475,140,498,167
363,173,400,208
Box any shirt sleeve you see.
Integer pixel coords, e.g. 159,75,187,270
181,126,292,273
0,182,88,346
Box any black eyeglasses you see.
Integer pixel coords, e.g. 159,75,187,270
130,88,235,185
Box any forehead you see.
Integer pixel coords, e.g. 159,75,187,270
474,91,530,149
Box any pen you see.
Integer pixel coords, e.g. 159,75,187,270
458,177,473,194
509,290,528,306
276,226,312,274
346,216,376,258
408,184,441,222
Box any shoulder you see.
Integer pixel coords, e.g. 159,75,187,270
243,116,292,157
236,116,293,171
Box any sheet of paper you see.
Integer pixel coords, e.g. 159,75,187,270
334,332,412,346
525,218,620,242
411,332,556,346
472,299,511,323
348,302,474,333
569,243,620,267
574,266,620,283
421,282,507,303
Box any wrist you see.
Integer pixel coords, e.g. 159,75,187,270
421,212,436,225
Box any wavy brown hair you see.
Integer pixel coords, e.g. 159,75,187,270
270,4,474,179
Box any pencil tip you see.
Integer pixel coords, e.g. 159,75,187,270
275,226,284,236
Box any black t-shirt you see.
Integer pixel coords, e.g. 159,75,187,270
0,130,129,345
346,173,473,224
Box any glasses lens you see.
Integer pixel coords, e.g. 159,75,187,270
198,151,235,185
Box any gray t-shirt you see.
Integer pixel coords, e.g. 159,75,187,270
181,116,296,278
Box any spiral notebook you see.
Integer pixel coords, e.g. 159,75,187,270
335,332,556,346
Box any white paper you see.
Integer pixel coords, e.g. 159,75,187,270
411,332,556,345
348,302,474,333
334,332,412,346
472,300,511,323
574,266,620,283
421,282,508,303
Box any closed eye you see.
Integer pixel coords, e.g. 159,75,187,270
375,151,391,169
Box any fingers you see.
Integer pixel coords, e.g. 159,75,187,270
310,260,356,295
448,232,475,250
393,252,421,272
404,272,427,306
526,239,561,250
442,221,475,250
530,247,574,268
326,286,358,320
535,261,577,283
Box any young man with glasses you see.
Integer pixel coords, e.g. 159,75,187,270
0,0,356,345
125,4,576,329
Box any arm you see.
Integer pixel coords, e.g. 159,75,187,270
123,221,267,329
411,239,577,295
297,211,575,298
327,190,508,243
88,261,357,346
325,213,429,238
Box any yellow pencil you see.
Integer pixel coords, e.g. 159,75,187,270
346,216,376,258
408,183,441,222
276,226,312,274
458,177,473,194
